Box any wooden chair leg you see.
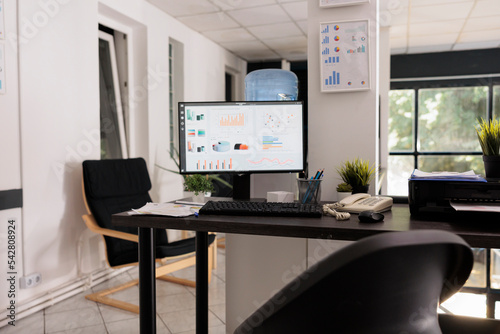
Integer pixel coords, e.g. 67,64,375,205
85,279,140,314
212,234,218,270
217,236,226,249
87,245,214,314
208,243,213,285
158,275,195,287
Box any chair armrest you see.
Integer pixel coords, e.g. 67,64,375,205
82,214,139,243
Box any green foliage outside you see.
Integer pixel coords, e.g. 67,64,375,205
419,87,486,152
388,87,490,174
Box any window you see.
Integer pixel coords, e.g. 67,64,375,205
99,29,128,159
388,50,500,320
388,80,500,196
168,39,184,158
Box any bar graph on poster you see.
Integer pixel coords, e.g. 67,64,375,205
320,20,370,92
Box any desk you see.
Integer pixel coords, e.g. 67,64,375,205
112,203,500,334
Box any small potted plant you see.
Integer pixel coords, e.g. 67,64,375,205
337,158,377,194
183,174,214,202
476,118,500,178
336,182,353,201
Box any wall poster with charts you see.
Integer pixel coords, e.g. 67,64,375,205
320,20,370,93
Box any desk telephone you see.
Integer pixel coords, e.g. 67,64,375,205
337,193,393,213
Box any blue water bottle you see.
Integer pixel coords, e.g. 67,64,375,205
245,69,298,101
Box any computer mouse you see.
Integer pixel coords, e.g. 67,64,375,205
358,210,384,223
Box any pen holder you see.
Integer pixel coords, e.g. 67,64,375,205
297,178,322,204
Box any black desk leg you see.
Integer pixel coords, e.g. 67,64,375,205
138,227,156,334
196,231,209,334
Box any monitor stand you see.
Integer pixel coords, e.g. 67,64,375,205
233,174,251,200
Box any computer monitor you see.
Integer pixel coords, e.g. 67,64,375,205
178,101,305,199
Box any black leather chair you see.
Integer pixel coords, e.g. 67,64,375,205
81,158,215,313
234,230,500,334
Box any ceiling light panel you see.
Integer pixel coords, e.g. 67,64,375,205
469,0,500,18
178,12,240,31
463,16,500,32
458,29,500,45
147,0,218,17
410,3,474,23
263,36,307,49
248,22,303,40
410,20,465,37
410,0,473,6
203,28,256,43
282,1,308,21
227,5,291,27
214,0,276,11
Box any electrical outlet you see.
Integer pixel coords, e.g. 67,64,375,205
20,273,42,289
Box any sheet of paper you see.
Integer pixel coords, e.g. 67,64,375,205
410,169,486,182
132,202,202,217
450,201,500,213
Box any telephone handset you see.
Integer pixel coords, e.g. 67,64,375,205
337,193,393,213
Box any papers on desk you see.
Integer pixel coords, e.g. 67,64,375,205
410,169,487,182
451,201,500,213
132,202,202,217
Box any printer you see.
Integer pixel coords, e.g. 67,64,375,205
409,179,500,215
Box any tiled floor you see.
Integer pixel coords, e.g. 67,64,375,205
1,248,226,334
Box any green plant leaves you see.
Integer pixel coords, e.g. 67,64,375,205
337,158,376,187
183,174,214,196
476,118,500,156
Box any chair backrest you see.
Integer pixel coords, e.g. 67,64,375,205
82,158,168,267
235,230,473,334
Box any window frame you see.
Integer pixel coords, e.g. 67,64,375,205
98,30,128,159
388,76,500,194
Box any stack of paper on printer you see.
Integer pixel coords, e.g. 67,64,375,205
132,202,201,217
410,169,486,182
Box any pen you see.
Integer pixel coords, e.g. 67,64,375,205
303,169,324,203
303,174,316,203
308,170,324,203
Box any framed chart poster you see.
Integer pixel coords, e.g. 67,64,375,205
320,20,370,93
320,0,369,7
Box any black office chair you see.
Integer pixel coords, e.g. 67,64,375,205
81,158,215,313
234,230,498,334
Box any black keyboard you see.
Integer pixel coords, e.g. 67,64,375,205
199,201,323,218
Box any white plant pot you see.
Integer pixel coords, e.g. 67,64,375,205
183,191,194,200
192,193,205,203
337,192,352,201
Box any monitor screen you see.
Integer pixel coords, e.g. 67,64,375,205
178,101,305,175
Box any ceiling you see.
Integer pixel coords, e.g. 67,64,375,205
147,0,500,62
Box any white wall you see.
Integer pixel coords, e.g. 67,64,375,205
0,0,23,314
0,0,246,317
17,0,100,303
307,1,379,201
